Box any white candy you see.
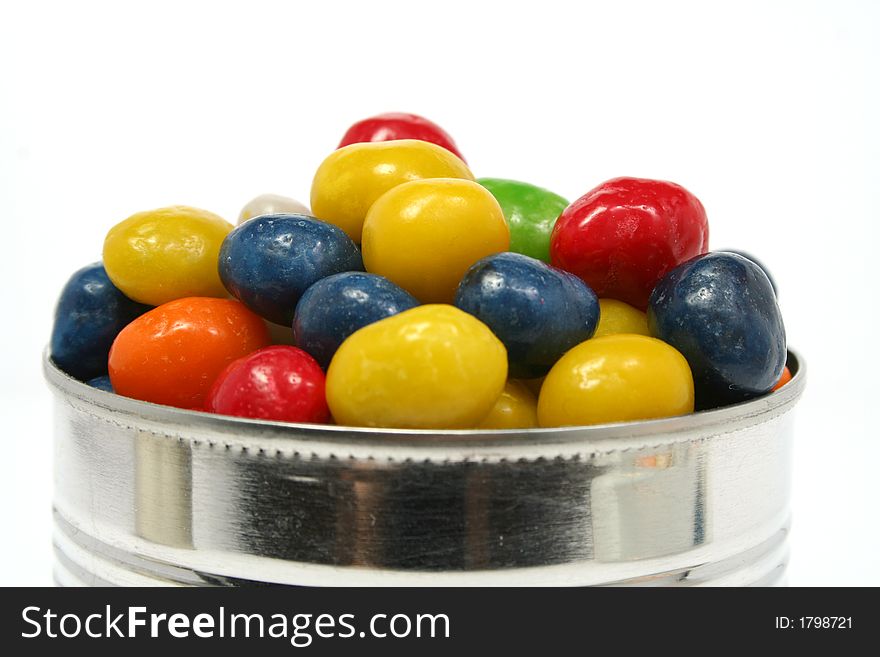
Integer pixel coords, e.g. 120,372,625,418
238,193,311,225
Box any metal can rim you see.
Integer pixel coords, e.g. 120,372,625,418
42,347,805,459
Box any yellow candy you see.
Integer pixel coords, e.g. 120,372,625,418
310,140,474,242
538,334,694,427
477,380,538,429
593,298,650,338
103,206,233,306
362,178,510,303
326,305,507,429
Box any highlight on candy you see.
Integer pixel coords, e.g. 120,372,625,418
50,111,789,431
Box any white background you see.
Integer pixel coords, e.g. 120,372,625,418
1,0,877,586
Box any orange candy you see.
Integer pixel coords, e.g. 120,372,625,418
772,366,792,391
108,297,270,410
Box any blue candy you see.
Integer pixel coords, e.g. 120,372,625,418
454,252,599,379
86,375,114,392
294,272,419,368
50,263,151,381
717,249,777,295
648,252,786,410
218,214,364,325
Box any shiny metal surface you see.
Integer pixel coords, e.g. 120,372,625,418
45,349,805,586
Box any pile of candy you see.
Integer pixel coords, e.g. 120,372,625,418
50,112,789,430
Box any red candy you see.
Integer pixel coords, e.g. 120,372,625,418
550,177,709,309
206,346,330,423
337,112,466,162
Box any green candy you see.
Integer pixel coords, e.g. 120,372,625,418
477,178,568,263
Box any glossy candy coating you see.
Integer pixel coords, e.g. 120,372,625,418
363,178,509,303
86,375,114,393
718,249,778,295
338,112,465,162
550,177,709,309
51,263,151,381
103,206,233,306
648,252,786,410
538,334,695,427
206,346,329,423
477,380,538,429
594,298,650,338
454,252,599,378
477,178,568,263
293,272,419,368
219,214,363,326
310,140,474,242
326,305,507,429
108,297,270,410
238,194,311,225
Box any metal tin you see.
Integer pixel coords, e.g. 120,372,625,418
44,349,805,586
